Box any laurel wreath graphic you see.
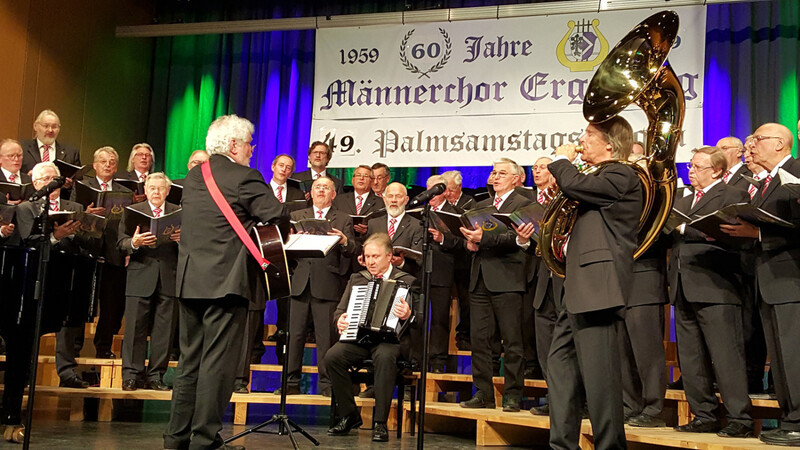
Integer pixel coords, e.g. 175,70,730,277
400,27,452,79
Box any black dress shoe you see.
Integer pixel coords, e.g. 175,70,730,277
524,367,543,379
460,395,495,409
122,379,138,391
674,418,721,433
327,414,363,435
502,398,521,412
233,380,249,394
667,377,683,390
147,380,171,391
358,386,375,398
760,429,800,446
96,351,116,359
627,413,666,428
320,387,332,397
168,353,180,361
530,404,549,416
717,421,753,438
60,377,90,389
273,385,300,395
372,422,389,442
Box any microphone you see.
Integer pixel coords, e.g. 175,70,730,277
407,183,446,208
29,176,66,202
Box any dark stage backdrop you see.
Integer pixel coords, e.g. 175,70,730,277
146,1,800,189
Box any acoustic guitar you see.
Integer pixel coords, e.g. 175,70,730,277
251,224,291,300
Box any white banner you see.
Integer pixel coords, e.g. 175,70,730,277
312,6,706,167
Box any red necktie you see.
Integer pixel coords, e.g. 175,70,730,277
692,190,704,208
41,145,51,162
101,182,109,191
722,171,731,183
355,195,363,214
761,175,772,198
313,173,320,180
153,208,162,218
317,210,324,219
139,173,147,182
537,192,545,204
8,174,16,183
493,196,502,209
388,218,397,239
50,201,59,212
748,184,758,199
276,186,284,203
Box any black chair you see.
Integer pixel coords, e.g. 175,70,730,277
330,359,418,438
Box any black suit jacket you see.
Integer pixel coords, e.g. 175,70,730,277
289,206,356,300
17,198,84,255
628,237,668,307
293,170,343,194
19,139,81,174
70,178,132,266
451,193,476,211
332,190,383,217
548,159,642,314
668,181,748,305
427,202,460,287
752,157,800,304
117,201,180,298
177,155,287,307
467,191,528,293
367,212,425,277
726,163,752,191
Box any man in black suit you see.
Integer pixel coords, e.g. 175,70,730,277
172,150,209,187
276,176,355,396
371,163,391,198
293,141,343,194
163,114,286,450
366,182,424,277
545,117,642,449
325,233,416,442
717,135,766,394
117,173,180,392
420,175,460,373
669,146,753,437
722,123,800,446
458,159,528,412
118,143,155,204
0,140,32,204
332,165,383,272
2,162,83,440
65,147,132,362
19,110,82,175
441,170,473,349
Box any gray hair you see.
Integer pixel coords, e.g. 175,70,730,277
205,115,255,156
441,170,463,186
32,161,60,181
145,172,172,188
495,157,523,176
35,109,60,125
427,174,446,188
127,143,156,172
93,146,119,162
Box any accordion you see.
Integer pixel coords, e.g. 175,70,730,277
339,278,413,344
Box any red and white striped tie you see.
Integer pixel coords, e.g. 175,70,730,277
50,201,59,212
493,196,502,209
748,184,758,199
153,208,162,218
8,174,16,183
388,218,397,239
355,195,363,214
722,171,731,183
276,186,284,203
761,175,772,198
692,190,704,208
41,145,51,162
139,173,147,182
317,210,324,219
537,192,545,204
101,182,109,191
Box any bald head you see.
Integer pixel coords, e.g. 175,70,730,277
531,157,555,190
746,123,794,171
715,136,744,168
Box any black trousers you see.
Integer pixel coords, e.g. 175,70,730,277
469,275,524,400
93,264,126,355
675,282,752,425
452,268,470,338
56,325,84,381
741,277,767,390
163,297,247,450
286,289,337,390
534,280,558,383
521,281,539,372
121,285,177,383
236,309,265,380
759,299,800,431
427,285,452,368
325,341,398,423
548,308,626,450
0,326,36,425
619,304,666,418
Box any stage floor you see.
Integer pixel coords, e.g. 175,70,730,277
7,420,532,449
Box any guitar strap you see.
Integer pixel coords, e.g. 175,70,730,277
201,161,270,271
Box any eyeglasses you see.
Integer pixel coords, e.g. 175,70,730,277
0,154,23,160
37,123,60,131
36,176,57,182
374,174,390,180
353,174,373,179
718,145,743,153
312,185,332,191
688,163,713,171
489,170,513,178
745,135,782,144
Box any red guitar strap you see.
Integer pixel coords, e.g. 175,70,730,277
201,161,270,271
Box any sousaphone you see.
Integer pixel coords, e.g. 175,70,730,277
539,10,685,277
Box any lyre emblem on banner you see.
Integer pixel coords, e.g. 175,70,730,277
399,28,452,79
556,18,609,72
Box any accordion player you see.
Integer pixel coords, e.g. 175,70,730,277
339,278,413,344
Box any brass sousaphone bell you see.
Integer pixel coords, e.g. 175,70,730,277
538,10,685,277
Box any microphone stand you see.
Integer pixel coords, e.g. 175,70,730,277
416,201,433,449
23,193,56,449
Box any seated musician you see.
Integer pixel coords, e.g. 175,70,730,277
2,162,83,443
324,232,416,443
117,172,180,391
272,176,355,397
